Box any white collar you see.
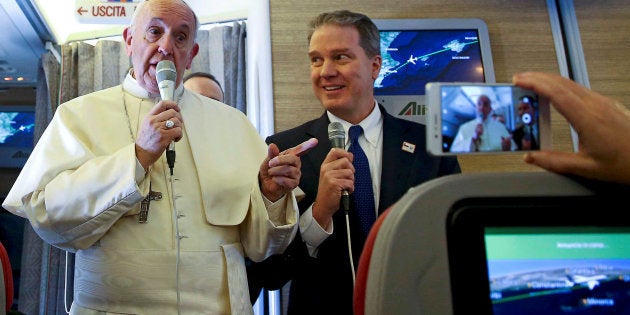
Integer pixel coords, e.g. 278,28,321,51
122,69,184,101
327,99,383,147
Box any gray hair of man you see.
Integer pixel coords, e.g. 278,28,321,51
129,0,200,41
307,10,381,59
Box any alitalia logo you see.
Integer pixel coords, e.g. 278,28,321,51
398,102,427,116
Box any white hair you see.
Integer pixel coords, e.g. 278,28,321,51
129,0,199,41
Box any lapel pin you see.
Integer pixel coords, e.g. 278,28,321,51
402,141,416,153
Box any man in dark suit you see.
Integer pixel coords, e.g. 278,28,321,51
513,95,540,150
247,10,461,314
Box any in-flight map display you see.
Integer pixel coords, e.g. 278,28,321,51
0,109,35,168
375,29,485,96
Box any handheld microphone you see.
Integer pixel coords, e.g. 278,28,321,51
157,60,177,175
157,60,176,101
328,122,350,213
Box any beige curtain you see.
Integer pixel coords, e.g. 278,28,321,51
18,22,247,314
190,21,247,112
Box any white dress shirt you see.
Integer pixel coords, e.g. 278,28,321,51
300,100,383,256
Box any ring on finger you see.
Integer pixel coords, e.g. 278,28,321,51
165,120,175,129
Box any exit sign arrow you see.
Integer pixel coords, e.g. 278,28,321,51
74,0,137,24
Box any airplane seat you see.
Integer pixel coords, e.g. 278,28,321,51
1,241,14,312
353,171,630,315
353,206,392,315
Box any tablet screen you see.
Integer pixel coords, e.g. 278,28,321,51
447,196,630,315
485,227,630,315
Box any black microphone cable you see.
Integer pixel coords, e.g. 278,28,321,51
166,143,176,175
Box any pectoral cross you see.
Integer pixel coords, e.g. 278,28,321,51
138,189,162,223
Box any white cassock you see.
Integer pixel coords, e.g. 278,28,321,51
2,73,299,314
450,117,516,152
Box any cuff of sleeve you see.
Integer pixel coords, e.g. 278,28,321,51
299,205,332,257
134,156,150,197
294,186,306,202
263,193,288,225
134,158,149,184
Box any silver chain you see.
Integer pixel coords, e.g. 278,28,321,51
121,86,136,143
121,84,184,144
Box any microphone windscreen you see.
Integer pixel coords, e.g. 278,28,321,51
328,122,345,149
156,60,176,101
156,60,177,82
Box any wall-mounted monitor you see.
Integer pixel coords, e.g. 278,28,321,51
0,105,35,168
373,18,495,125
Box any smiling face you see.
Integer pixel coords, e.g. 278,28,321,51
309,24,382,124
123,0,199,95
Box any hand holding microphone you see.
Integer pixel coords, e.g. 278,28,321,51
309,122,354,232
133,61,181,172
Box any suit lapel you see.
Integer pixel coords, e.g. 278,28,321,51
306,113,332,169
379,107,414,213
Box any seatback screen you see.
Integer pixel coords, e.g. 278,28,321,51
485,227,630,315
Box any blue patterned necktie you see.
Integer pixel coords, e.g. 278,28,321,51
348,125,376,238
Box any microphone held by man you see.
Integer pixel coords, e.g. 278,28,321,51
328,121,351,212
157,60,178,174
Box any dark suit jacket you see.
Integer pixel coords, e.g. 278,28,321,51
512,124,539,150
247,106,461,314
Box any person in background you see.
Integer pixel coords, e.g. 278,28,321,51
514,71,630,185
450,94,517,152
184,71,224,102
246,10,461,314
1,0,317,314
512,95,539,150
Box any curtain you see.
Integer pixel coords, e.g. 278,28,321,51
246,0,274,139
190,21,247,112
19,22,247,314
